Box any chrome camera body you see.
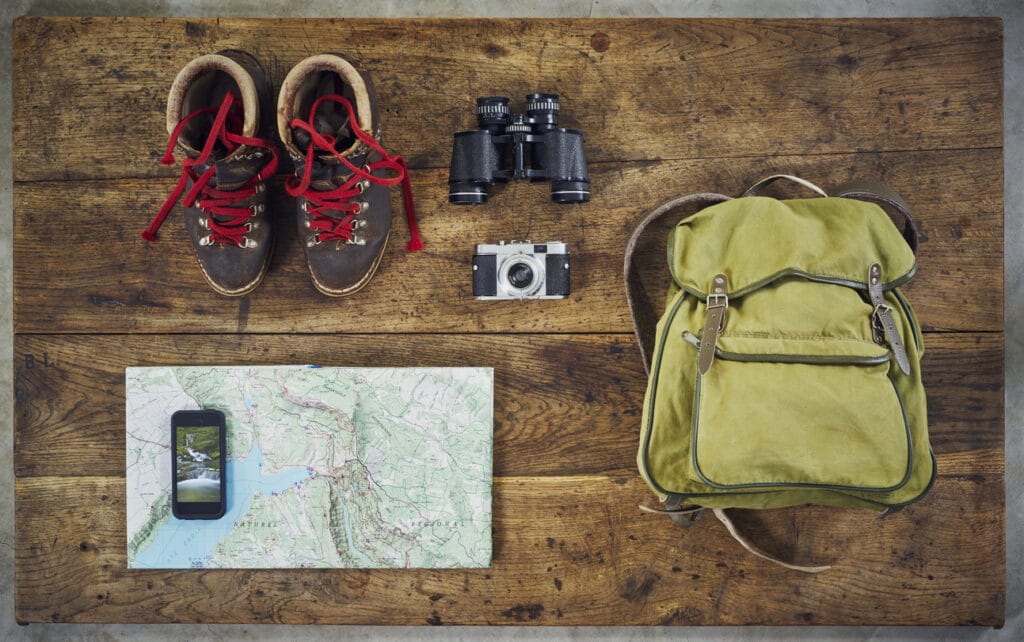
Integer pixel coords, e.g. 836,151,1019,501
472,241,570,300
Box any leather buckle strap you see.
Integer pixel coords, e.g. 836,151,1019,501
698,275,729,375
868,263,912,375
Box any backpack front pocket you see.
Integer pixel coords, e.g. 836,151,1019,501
683,333,913,492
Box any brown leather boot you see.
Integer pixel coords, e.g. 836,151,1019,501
277,54,422,297
142,51,279,296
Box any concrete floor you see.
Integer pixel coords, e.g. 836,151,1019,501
1,1,1020,639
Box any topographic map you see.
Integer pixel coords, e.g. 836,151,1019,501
125,366,493,569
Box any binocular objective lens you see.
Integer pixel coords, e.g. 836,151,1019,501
448,182,488,205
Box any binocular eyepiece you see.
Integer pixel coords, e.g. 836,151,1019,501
449,94,590,205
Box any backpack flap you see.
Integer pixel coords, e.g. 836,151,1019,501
668,196,917,300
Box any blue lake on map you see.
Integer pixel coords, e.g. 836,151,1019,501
133,442,313,568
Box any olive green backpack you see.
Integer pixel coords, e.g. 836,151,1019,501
624,175,935,572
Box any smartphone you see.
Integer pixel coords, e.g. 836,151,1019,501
171,409,227,520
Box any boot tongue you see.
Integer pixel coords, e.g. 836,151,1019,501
175,147,262,192
292,74,357,162
291,114,359,191
176,146,257,190
176,112,242,185
293,113,353,163
214,152,265,189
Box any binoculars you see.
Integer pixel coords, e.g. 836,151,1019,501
448,94,590,205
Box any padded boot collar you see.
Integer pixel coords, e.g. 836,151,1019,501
277,54,375,159
166,52,261,156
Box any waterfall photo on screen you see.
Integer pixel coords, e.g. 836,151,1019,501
175,426,222,503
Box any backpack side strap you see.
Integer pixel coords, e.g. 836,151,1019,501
624,193,731,374
711,509,832,573
640,503,833,572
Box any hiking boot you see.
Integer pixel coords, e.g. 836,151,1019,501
142,51,279,296
277,53,422,297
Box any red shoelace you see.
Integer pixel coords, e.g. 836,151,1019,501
287,94,423,251
141,91,279,246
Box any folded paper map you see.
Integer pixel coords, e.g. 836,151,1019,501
126,366,493,569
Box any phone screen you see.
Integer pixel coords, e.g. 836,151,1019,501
175,425,222,502
172,410,226,519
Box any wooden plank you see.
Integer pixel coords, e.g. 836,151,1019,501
11,17,1001,182
11,15,1006,629
13,332,1002,479
12,149,1002,334
14,474,1004,625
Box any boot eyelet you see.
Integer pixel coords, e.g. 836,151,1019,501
251,204,265,215
307,234,322,247
304,220,311,229
255,183,266,193
357,179,371,193
245,222,254,232
198,218,208,229
301,201,309,213
355,219,367,229
352,202,362,214
240,237,257,249
348,234,366,246
198,234,213,246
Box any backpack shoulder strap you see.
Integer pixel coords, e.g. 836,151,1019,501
624,192,731,374
830,179,919,254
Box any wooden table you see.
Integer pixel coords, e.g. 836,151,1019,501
12,17,1004,626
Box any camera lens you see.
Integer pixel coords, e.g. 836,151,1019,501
507,262,535,289
476,97,511,131
526,93,560,132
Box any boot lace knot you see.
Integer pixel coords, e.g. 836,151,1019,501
141,91,279,247
287,94,422,251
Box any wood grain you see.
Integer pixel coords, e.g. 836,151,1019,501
12,16,1005,627
13,332,1002,479
13,149,1002,334
12,18,1001,182
15,474,1003,626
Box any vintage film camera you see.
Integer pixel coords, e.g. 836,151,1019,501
449,94,590,204
472,241,570,300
